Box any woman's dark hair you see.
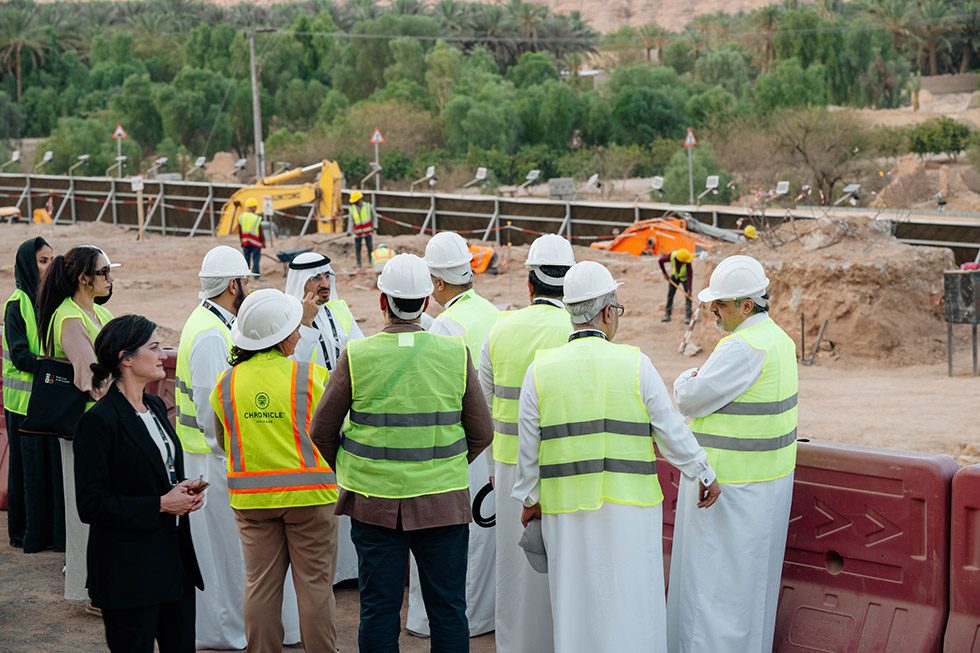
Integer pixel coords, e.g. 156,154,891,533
528,265,569,298
36,246,105,352
228,344,277,367
90,315,157,387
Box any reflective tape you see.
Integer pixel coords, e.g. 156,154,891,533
493,419,519,436
540,457,658,479
540,418,651,440
1,376,33,392
349,409,462,428
1,350,12,363
713,393,798,416
693,428,798,452
292,363,317,468
228,470,336,491
176,411,201,430
493,384,522,400
175,377,194,401
341,435,467,462
219,372,243,472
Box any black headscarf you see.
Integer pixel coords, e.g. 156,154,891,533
14,237,50,306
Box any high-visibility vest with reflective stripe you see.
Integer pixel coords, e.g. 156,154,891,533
2,290,40,415
351,203,373,236
175,304,233,454
670,251,688,282
326,300,354,334
238,212,263,248
211,352,336,509
436,289,499,359
487,302,571,464
337,331,469,499
534,336,662,514
48,298,113,411
688,317,798,484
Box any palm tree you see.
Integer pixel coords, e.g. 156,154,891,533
638,23,668,63
752,6,781,72
0,8,48,102
913,0,952,75
952,0,979,73
869,0,912,53
434,0,472,35
468,4,517,66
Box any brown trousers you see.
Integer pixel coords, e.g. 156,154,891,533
234,504,338,653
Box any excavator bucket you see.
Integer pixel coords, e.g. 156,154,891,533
591,218,716,257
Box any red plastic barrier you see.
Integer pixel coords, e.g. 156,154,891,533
944,464,980,653
146,348,178,425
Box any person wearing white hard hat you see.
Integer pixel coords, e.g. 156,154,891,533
210,289,338,653
310,254,493,652
476,233,575,652
410,231,500,638
513,260,719,653
668,255,797,653
174,247,306,649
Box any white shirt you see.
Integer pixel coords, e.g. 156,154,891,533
513,341,716,506
293,304,364,371
136,409,175,474
428,291,468,338
673,313,769,418
188,303,235,455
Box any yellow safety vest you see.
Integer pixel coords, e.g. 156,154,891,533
436,289,499,359
337,331,469,499
534,336,662,514
351,203,373,235
670,251,688,282
688,317,798,484
487,301,571,464
210,352,336,509
2,290,40,415
174,304,233,454
47,298,113,412
238,211,263,247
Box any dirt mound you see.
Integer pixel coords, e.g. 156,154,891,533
691,216,955,365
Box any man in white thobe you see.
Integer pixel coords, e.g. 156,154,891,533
668,254,798,653
514,261,719,653
176,246,301,649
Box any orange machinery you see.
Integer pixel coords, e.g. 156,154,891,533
590,216,717,257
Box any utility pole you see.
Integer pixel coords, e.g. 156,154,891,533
249,30,265,180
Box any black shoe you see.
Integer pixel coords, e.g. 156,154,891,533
684,318,691,325
661,316,671,323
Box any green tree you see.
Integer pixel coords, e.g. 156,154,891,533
505,52,559,88
662,40,695,75
610,87,686,145
274,79,328,130
752,58,827,114
0,90,23,138
424,41,463,112
685,85,739,130
0,7,49,102
153,66,232,156
909,117,973,160
40,116,143,175
661,145,733,204
109,74,164,152
695,46,749,97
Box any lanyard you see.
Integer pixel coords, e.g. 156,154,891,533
203,301,233,330
314,306,342,371
568,329,608,342
148,410,178,486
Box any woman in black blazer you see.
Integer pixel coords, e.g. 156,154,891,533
74,315,206,653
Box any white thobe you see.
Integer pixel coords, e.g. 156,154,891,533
477,304,560,653
407,293,496,637
185,307,302,649
668,313,794,653
514,346,715,653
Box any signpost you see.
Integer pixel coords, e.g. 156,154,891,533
112,124,128,178
130,175,145,241
683,128,698,205
370,128,384,191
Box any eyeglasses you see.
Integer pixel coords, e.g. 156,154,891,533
609,303,625,317
94,266,112,277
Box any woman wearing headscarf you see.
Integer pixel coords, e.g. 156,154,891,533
36,245,117,603
3,237,57,552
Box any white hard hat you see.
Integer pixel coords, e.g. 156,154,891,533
377,254,433,300
231,288,302,350
424,231,473,284
697,255,769,303
526,234,575,285
199,246,254,279
562,261,621,304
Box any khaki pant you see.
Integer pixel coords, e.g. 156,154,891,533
234,504,338,653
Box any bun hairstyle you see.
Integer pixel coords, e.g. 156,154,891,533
90,315,158,388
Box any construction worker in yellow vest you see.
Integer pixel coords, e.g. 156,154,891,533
477,233,574,653
236,198,264,276
309,253,493,652
658,247,694,324
514,260,719,653
412,230,499,638
669,255,798,653
349,190,373,268
371,243,395,273
210,288,338,653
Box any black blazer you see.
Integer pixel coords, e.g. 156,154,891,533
73,384,204,610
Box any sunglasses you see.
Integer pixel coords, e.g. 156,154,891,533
93,266,112,277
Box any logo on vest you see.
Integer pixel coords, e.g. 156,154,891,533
245,392,285,421
255,392,270,409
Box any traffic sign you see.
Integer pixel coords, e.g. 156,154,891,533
683,128,698,148
113,124,128,140
369,128,385,145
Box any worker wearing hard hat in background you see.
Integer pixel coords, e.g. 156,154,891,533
410,230,500,638
284,252,363,372
514,260,719,653
658,248,695,324
210,289,338,653
309,254,493,652
370,243,395,273
236,198,264,277
743,224,758,240
669,255,797,653
478,233,575,653
175,247,304,650
348,191,374,269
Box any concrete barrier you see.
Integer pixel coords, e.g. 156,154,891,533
943,464,980,652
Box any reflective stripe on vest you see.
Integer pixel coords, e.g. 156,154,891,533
215,354,336,508
239,212,263,247
487,303,571,464
688,317,798,484
534,337,662,514
2,291,39,415
337,330,469,499
670,251,688,282
437,289,499,359
352,203,372,235
174,304,233,454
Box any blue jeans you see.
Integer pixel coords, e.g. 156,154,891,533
350,519,468,652
241,245,261,275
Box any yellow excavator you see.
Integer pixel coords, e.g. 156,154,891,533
216,160,344,236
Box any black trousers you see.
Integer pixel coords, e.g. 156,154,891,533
665,275,693,319
101,585,195,653
5,409,25,547
355,233,373,267
11,410,66,553
350,518,469,653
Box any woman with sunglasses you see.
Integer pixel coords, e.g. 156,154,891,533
36,245,118,607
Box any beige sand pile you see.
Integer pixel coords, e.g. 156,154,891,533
691,215,956,365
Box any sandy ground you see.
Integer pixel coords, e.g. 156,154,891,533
0,221,976,650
